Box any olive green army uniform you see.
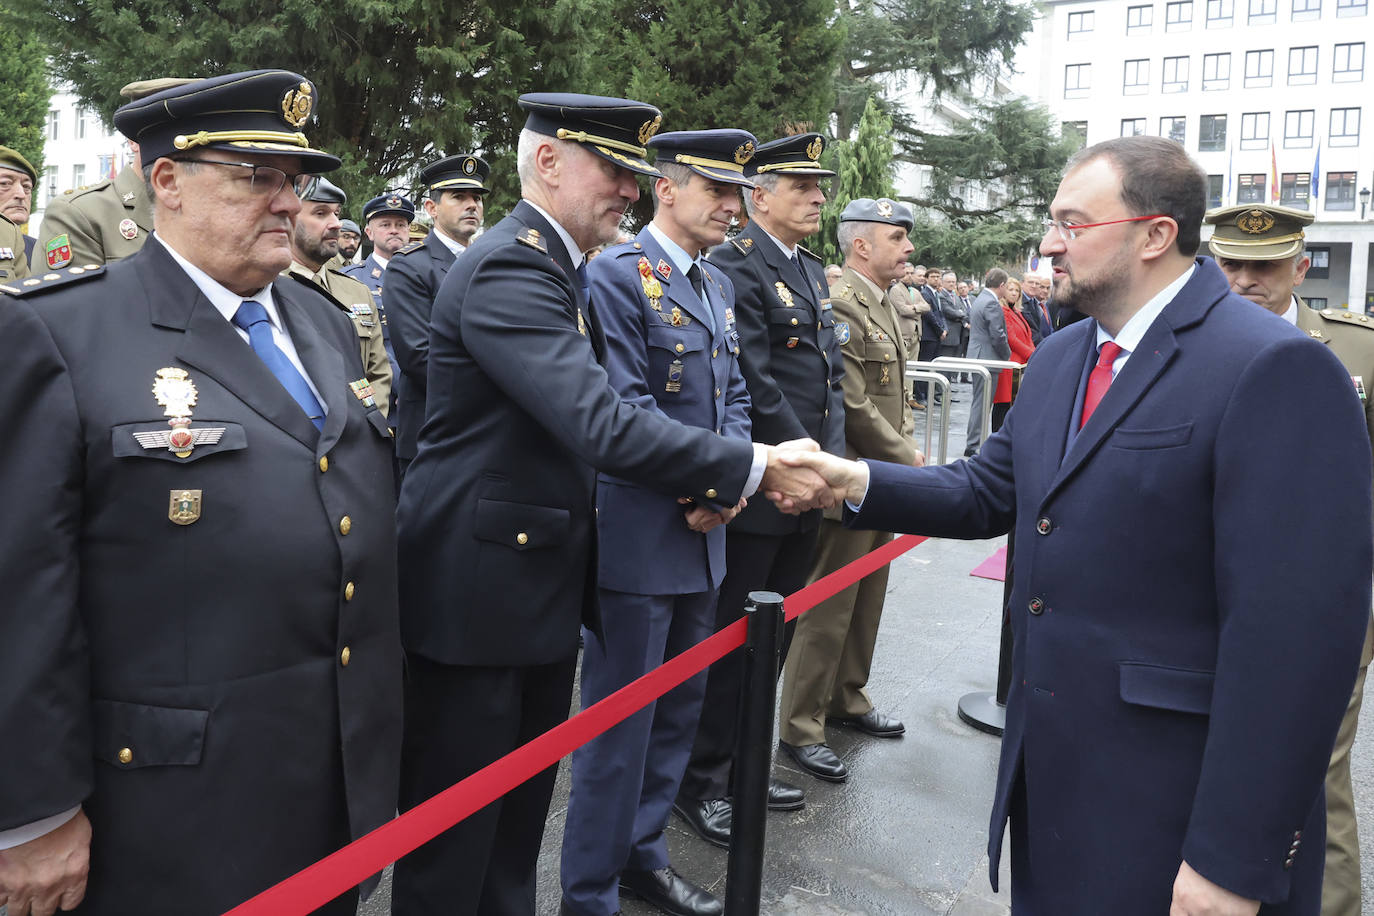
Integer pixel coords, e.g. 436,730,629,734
286,261,393,418
0,213,29,283
779,266,917,746
37,165,151,267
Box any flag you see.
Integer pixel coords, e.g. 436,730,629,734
1270,140,1279,203
108,150,118,180
1311,144,1320,203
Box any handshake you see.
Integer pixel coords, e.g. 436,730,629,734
758,438,920,514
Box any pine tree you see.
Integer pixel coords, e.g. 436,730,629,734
0,17,51,172
815,96,896,265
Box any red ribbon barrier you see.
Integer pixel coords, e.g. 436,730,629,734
223,532,928,915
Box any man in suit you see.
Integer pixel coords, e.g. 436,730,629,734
673,132,845,842
1208,203,1374,916
778,136,1372,915
286,175,393,414
937,269,968,360
386,154,489,476
778,198,920,782
392,95,830,916
560,129,758,916
963,268,1012,456
344,193,413,424
913,266,946,408
0,70,401,916
1021,274,1053,345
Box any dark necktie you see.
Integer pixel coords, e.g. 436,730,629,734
232,300,326,431
1080,341,1124,429
688,262,705,302
576,262,591,305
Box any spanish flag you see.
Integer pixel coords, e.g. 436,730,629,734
1270,140,1279,203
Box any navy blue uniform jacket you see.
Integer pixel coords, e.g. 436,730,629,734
385,232,457,463
396,202,755,667
850,259,1372,913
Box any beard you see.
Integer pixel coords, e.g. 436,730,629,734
1051,245,1133,317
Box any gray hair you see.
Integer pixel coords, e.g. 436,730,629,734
743,172,781,218
837,219,875,258
652,161,695,212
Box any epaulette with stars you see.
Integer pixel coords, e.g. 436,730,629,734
0,263,105,297
1318,308,1374,332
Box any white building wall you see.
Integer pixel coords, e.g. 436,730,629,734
31,84,132,236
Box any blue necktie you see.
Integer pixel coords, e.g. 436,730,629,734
576,262,591,305
232,300,325,431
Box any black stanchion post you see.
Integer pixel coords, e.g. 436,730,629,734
723,590,784,916
957,527,1014,735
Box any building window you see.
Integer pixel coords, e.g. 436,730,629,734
1280,172,1312,206
1240,111,1270,149
47,109,59,141
1329,107,1360,145
1124,59,1151,93
1203,52,1232,89
1325,172,1356,209
1283,109,1314,147
1067,10,1095,36
1244,49,1274,87
1207,0,1237,22
1308,248,1330,278
1166,0,1194,27
1337,0,1366,15
1127,3,1154,31
1292,0,1322,16
1333,42,1365,81
75,107,88,140
1238,173,1266,202
71,164,85,190
1062,120,1088,149
1121,118,1147,136
1306,297,1328,309
1065,63,1091,98
1288,46,1318,84
1200,114,1228,150
1162,56,1190,91
96,154,113,179
43,166,57,206
1249,0,1278,20
1207,174,1224,207
1161,116,1187,143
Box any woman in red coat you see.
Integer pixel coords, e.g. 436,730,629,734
992,277,1036,431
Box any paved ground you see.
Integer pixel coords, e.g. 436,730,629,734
355,381,1374,915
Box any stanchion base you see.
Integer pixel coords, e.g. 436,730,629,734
957,691,1005,736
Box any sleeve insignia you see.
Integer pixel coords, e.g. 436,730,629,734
835,321,851,344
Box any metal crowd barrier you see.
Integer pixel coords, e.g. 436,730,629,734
931,357,1027,451
904,369,951,464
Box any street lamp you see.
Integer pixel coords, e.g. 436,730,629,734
1361,187,1371,220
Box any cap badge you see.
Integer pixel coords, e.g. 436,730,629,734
281,81,313,129
169,489,202,526
134,368,225,458
806,137,823,160
1237,209,1275,234
119,218,138,240
876,199,894,218
638,115,663,146
463,157,477,175
734,141,755,165
387,195,402,208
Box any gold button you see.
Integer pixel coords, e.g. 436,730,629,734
339,516,352,535
715,388,721,398
318,456,329,472
790,318,798,326
340,646,351,667
675,343,685,353
517,532,529,545
344,581,355,601
712,348,719,358
824,409,829,417
118,747,133,765
705,488,718,499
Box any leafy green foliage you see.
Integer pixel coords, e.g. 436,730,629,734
815,96,896,265
0,17,51,173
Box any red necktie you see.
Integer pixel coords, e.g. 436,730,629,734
1080,341,1123,429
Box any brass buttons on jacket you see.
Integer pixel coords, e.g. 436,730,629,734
676,343,685,353
705,489,718,499
344,581,355,601
339,516,352,535
118,747,133,765
340,646,351,667
517,532,529,545
319,456,329,473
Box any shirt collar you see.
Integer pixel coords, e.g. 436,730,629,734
848,267,885,304
371,252,390,270
759,225,798,260
1094,264,1196,355
523,200,585,268
432,227,466,256
154,233,279,328
645,223,698,278
1281,295,1299,325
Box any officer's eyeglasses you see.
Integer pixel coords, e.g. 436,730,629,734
181,158,316,198
1042,214,1169,243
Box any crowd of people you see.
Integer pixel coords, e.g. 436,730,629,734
0,66,1371,916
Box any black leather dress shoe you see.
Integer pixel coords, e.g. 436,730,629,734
619,865,723,916
672,797,732,849
831,708,906,738
767,777,805,811
780,741,848,782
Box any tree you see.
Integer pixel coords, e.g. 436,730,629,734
904,96,1076,276
0,18,50,173
814,96,896,265
5,0,605,216
589,0,844,229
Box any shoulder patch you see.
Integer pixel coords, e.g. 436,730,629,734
835,321,851,344
728,236,755,255
396,240,425,256
0,263,105,297
516,227,548,253
1322,308,1374,330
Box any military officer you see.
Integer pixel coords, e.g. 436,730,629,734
343,193,412,425
286,175,393,417
387,153,490,475
1207,203,1374,916
0,70,401,916
392,94,830,916
778,198,920,778
0,146,37,262
0,212,28,283
675,132,845,846
560,129,758,916
37,78,197,269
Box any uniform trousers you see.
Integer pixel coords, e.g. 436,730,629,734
678,526,819,802
560,589,716,915
778,521,894,746
393,653,578,916
1321,616,1374,916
